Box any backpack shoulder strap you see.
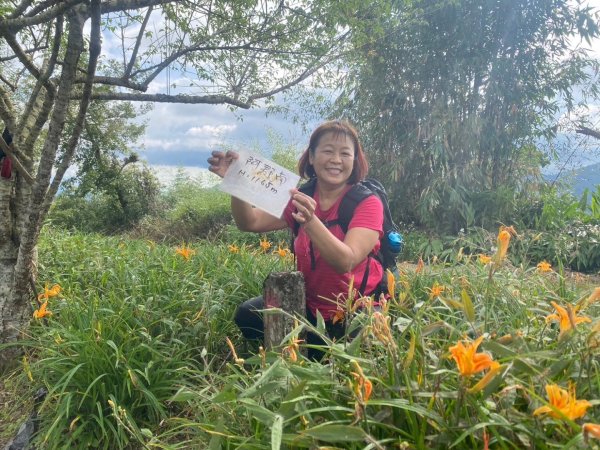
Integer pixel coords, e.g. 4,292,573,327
337,181,374,234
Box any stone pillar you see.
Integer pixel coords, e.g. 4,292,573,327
263,271,305,350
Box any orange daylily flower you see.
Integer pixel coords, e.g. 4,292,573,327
228,244,239,254
415,257,424,273
350,360,373,403
546,301,591,337
449,335,497,377
583,423,600,441
587,287,600,305
537,261,552,272
351,295,374,313
33,301,52,319
175,246,195,260
533,383,591,421
331,308,345,325
386,269,396,299
225,336,244,366
371,311,395,347
478,254,492,265
38,283,61,301
274,246,290,258
259,237,272,252
467,361,502,394
577,287,600,312
493,225,516,264
429,283,446,299
282,337,303,362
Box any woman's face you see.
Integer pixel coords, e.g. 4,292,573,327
309,132,355,188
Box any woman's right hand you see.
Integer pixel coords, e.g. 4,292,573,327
207,150,239,178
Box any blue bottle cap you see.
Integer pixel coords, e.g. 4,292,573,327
387,231,403,253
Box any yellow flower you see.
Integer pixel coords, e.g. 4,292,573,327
478,254,492,265
33,301,52,319
533,383,591,421
428,283,446,299
228,244,239,253
546,301,591,337
583,423,600,441
38,283,61,301
175,246,195,260
386,269,396,299
259,237,272,252
537,261,552,272
274,245,290,258
449,335,497,377
493,225,516,264
350,360,373,403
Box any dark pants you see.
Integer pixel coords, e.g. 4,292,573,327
234,296,350,361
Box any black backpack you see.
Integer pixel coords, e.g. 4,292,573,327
292,177,403,297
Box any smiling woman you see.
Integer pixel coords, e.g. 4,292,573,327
207,120,384,360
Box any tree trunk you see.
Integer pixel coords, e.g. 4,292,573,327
0,9,87,370
0,176,34,370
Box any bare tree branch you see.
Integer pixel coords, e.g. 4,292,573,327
89,92,252,108
576,126,600,140
0,74,16,91
44,1,102,216
124,6,154,77
0,45,48,62
2,32,43,80
18,15,62,137
0,0,86,33
8,0,36,19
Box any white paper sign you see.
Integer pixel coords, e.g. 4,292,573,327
218,151,300,218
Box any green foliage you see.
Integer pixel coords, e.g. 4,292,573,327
26,229,293,448
48,163,161,233
335,0,600,233
16,229,600,448
131,174,232,242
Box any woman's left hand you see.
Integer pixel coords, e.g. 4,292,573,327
290,189,317,225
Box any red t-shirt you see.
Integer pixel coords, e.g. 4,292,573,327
283,184,384,320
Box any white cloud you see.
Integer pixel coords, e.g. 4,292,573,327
149,165,218,187
142,137,182,150
186,124,237,136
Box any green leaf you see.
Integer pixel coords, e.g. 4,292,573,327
367,399,443,425
169,387,197,402
271,414,283,450
238,398,277,426
302,423,366,442
461,289,475,322
212,389,237,403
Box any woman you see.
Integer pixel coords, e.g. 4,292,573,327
207,120,384,358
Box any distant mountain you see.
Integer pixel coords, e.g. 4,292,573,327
546,162,600,197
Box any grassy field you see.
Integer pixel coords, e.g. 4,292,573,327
2,227,600,449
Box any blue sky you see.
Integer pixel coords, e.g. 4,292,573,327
136,100,314,186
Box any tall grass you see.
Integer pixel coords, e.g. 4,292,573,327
12,228,600,448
